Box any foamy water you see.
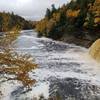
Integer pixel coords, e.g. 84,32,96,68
0,30,100,100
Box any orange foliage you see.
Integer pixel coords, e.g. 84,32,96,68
66,9,80,17
0,51,37,88
89,0,100,24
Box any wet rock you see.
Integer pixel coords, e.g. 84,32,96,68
49,78,100,100
38,39,73,52
11,86,32,99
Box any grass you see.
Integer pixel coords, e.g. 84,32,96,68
0,26,20,46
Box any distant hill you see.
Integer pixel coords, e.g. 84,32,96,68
0,12,33,32
36,0,100,47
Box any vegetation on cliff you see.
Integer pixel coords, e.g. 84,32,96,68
36,0,100,47
0,12,33,32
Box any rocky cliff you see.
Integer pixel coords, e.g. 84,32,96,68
89,39,100,62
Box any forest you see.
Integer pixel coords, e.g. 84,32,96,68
0,12,33,32
0,0,100,99
36,0,100,47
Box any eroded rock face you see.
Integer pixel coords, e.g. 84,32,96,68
89,39,100,62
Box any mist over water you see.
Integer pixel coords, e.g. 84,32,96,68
0,30,100,100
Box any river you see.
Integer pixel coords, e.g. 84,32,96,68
0,30,100,100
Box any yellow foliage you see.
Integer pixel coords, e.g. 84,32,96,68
36,19,48,34
94,17,100,23
52,13,61,22
46,19,56,33
0,27,37,88
2,14,10,31
66,9,80,17
83,22,88,27
0,26,21,47
0,50,37,87
89,0,100,18
36,18,57,35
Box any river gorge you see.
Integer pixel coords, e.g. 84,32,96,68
0,30,100,100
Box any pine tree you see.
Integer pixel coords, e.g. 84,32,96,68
51,4,56,14
45,8,51,19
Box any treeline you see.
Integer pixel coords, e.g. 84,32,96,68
0,12,33,32
36,0,100,41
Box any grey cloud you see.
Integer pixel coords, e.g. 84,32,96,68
0,0,69,20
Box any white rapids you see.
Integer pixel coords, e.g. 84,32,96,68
0,30,100,100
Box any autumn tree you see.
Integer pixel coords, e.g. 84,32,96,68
0,12,33,32
36,0,100,41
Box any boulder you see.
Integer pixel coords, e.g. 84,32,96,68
89,39,100,62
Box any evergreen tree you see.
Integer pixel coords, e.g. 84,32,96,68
45,8,51,19
51,4,56,14
0,16,3,31
87,12,95,29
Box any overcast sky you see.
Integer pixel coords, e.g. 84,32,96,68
0,0,70,20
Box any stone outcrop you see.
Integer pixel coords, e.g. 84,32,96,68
89,39,100,62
